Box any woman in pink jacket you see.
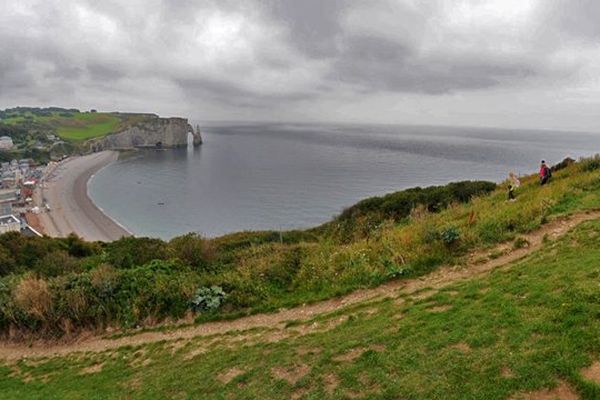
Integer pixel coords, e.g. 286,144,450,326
539,160,551,185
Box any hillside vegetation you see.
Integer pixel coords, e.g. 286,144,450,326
0,107,156,162
2,198,600,398
2,156,600,340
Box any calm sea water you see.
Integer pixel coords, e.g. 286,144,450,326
89,123,600,239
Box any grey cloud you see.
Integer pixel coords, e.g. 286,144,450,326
175,77,314,109
86,63,127,82
329,35,537,94
0,0,598,130
265,0,346,58
545,0,600,40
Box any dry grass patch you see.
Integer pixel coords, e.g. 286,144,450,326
79,362,103,375
217,367,245,384
296,346,322,356
580,361,600,384
183,347,206,360
509,380,578,400
323,373,340,395
448,342,471,353
332,347,365,362
426,304,452,313
270,364,310,385
501,366,515,379
291,387,309,399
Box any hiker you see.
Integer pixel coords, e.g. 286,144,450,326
509,171,521,188
507,184,516,201
539,160,551,185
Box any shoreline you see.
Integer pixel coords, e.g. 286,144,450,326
37,151,132,242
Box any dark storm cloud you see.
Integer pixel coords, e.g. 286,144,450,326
0,0,598,127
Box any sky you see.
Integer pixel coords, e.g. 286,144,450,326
1,0,599,132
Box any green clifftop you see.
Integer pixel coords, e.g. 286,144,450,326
0,107,199,161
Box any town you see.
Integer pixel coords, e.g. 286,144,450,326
0,156,54,236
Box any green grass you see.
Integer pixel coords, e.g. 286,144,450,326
1,109,136,141
3,158,600,339
2,219,600,399
55,113,121,140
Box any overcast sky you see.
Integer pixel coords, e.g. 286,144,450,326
1,0,599,131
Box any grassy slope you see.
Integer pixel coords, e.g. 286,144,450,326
54,113,121,140
1,110,140,141
195,159,600,318
2,158,600,340
2,219,600,399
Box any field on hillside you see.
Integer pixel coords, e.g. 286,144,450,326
0,107,153,142
54,112,121,140
2,218,600,399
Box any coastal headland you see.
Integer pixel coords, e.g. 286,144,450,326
0,107,201,242
36,151,131,242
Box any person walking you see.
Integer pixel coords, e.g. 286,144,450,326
507,184,516,201
509,171,521,188
539,160,551,185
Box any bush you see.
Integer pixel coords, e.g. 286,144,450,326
324,180,496,242
440,226,460,245
34,250,82,277
104,237,170,269
190,286,227,312
579,155,600,172
13,276,53,323
169,233,215,271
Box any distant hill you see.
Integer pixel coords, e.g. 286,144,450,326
0,107,161,162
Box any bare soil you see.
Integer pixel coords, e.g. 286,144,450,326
580,361,600,384
509,380,578,400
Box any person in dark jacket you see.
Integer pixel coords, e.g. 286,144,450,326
539,160,551,185
507,184,516,201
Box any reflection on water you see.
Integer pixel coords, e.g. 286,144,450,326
89,123,600,239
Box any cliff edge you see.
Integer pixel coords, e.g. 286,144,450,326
89,116,201,151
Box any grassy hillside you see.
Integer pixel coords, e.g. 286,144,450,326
0,107,151,141
1,212,599,398
0,107,156,161
2,156,600,341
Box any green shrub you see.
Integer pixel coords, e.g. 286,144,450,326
169,233,214,272
323,180,496,242
440,226,460,245
104,237,170,269
579,155,600,172
190,286,227,312
263,246,305,289
33,250,82,277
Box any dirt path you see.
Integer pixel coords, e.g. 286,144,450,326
2,210,599,361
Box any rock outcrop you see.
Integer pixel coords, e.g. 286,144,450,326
90,116,201,151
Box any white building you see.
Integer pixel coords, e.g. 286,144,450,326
0,215,20,234
0,136,13,150
0,189,17,216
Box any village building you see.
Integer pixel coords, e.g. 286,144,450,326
0,214,20,234
0,136,13,150
0,188,18,216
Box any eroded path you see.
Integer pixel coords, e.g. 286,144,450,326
2,210,599,361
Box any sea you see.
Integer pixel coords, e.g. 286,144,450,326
88,122,600,239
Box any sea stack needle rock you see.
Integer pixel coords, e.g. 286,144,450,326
90,116,201,151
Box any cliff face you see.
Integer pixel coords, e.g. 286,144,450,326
90,117,202,151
